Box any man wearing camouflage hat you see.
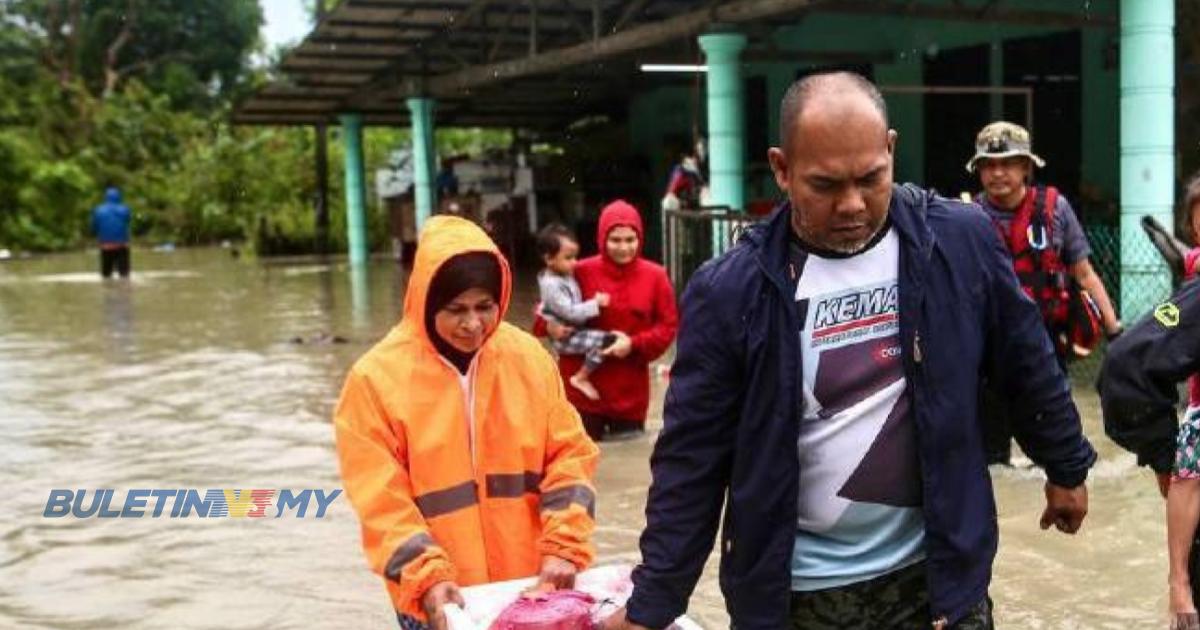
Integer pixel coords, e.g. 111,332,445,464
968,121,1122,465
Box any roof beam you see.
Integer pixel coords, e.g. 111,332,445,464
427,0,821,96
322,19,575,36
530,0,540,55
248,93,345,103
260,85,354,97
282,58,393,72
552,0,593,43
338,0,496,107
489,2,521,61
290,60,460,77
292,74,377,86
592,0,601,40
292,50,410,61
611,0,656,33
821,0,1115,28
309,35,425,46
342,0,599,21
343,0,472,10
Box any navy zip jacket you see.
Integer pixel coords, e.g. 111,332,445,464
626,184,1096,629
1100,278,1200,474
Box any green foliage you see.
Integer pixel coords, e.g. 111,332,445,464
0,0,513,254
0,131,90,251
12,0,263,106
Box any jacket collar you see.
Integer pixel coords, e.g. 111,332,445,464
888,183,935,261
746,184,935,287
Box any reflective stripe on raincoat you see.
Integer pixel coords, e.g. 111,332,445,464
334,215,599,619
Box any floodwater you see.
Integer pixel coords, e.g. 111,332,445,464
0,248,1172,628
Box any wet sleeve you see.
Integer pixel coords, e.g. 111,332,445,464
630,269,679,362
1100,281,1200,473
627,265,741,629
979,216,1097,487
1056,197,1091,265
333,367,456,612
535,349,600,568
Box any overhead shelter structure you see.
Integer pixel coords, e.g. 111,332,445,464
235,0,1172,318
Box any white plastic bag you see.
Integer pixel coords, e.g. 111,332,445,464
445,564,702,630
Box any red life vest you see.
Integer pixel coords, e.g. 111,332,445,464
983,186,1070,329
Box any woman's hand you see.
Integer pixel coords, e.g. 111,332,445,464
546,319,575,342
535,555,578,591
601,331,633,358
421,581,465,630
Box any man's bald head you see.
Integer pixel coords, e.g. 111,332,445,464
767,71,896,255
778,72,889,154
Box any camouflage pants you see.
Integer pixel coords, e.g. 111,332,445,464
790,562,994,629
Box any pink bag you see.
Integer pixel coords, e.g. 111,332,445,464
489,590,595,630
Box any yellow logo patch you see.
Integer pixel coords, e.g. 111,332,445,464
1154,302,1181,328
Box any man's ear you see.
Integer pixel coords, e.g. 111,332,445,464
887,129,898,155
768,147,790,193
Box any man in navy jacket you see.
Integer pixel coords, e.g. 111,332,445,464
601,73,1095,629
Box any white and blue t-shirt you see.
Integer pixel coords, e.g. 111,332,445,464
789,224,925,591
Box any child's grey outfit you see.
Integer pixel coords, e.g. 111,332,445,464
538,270,614,371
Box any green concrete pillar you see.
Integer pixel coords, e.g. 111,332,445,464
1119,0,1174,320
407,97,437,231
700,31,747,257
339,113,368,267
350,263,371,331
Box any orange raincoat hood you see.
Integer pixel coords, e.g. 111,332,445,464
403,215,512,350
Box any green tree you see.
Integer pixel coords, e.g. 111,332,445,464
9,0,262,106
0,1,519,255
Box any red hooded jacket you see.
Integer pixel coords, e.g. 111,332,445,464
546,200,679,423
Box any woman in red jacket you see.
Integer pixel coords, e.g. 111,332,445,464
545,200,679,440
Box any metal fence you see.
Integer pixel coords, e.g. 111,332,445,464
1068,223,1174,383
660,206,763,292
1067,224,1119,383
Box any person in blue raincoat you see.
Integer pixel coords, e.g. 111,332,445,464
91,186,132,278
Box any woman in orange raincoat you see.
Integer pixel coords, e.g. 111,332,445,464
334,216,600,630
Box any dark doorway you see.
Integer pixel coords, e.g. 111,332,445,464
745,75,769,166
923,44,991,198
1003,31,1083,209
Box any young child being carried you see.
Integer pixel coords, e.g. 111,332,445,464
536,223,615,401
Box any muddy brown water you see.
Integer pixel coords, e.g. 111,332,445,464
0,249,1170,628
